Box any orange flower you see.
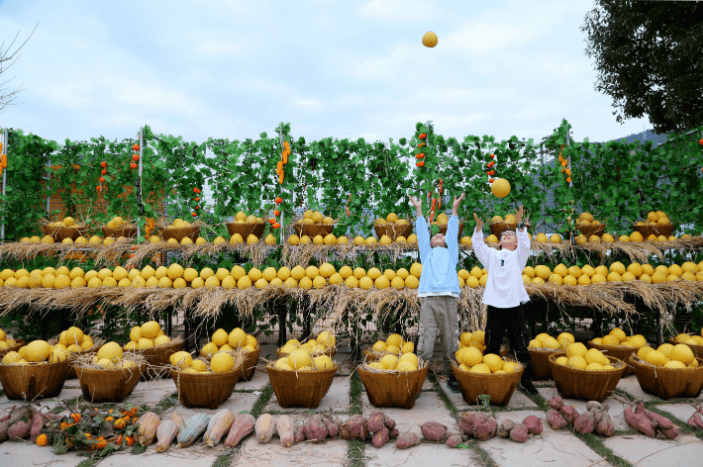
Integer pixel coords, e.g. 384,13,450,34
566,177,572,183
70,413,81,423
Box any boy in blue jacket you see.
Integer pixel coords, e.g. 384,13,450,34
409,193,465,393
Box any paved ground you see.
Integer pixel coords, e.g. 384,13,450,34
1,344,703,467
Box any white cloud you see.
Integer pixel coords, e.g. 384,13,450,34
358,0,438,23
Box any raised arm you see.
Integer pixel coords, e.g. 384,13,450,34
471,212,491,268
515,205,530,268
446,193,465,262
410,195,431,262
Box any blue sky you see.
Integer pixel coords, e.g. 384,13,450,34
0,0,651,145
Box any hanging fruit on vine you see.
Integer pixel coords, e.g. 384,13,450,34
132,143,140,151
130,162,137,169
419,133,427,140
101,161,107,168
416,161,425,167
132,154,139,161
275,197,282,204
273,222,281,229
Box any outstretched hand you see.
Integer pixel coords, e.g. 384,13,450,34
452,193,465,211
409,195,422,208
515,205,524,225
473,212,484,232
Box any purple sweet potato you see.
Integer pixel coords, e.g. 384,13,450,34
659,425,680,440
574,412,595,435
445,434,463,448
624,407,656,438
509,424,529,443
294,425,306,443
395,431,421,449
0,420,11,442
560,406,579,425
645,411,674,430
459,412,488,435
0,413,10,423
421,421,448,442
323,417,339,439
390,428,399,439
522,415,543,435
547,409,568,430
635,402,647,416
345,415,367,440
303,415,328,442
690,412,703,430
7,420,31,439
497,419,517,438
384,417,396,430
688,414,699,429
596,412,615,437
367,411,386,433
29,412,44,443
372,426,389,448
473,416,497,441
276,415,295,448
548,396,564,410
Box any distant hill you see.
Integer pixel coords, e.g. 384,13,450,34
600,128,670,148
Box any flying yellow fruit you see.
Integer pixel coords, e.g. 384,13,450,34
490,178,511,198
422,31,438,48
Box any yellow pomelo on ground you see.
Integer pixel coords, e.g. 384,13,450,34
670,344,694,365
567,356,588,369
288,349,312,369
645,350,668,366
211,352,235,373
170,351,193,369
97,342,123,363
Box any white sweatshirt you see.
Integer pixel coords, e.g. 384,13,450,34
471,227,531,308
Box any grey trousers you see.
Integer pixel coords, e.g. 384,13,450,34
417,296,460,377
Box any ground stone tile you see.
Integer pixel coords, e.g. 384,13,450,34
604,434,703,466
366,442,479,467
362,391,458,436
451,388,537,411
265,376,350,413
234,367,270,391
483,410,611,467
123,378,177,406
0,442,86,467
99,450,219,467
165,392,260,420
658,403,699,424
234,436,348,466
536,387,628,431
615,375,660,402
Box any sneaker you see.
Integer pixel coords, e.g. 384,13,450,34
518,380,539,396
447,376,460,393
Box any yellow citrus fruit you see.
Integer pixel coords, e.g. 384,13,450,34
211,352,235,373
422,31,438,47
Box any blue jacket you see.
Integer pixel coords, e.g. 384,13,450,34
416,215,461,297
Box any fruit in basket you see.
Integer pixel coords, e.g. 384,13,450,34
166,218,192,229
288,349,312,370
170,351,193,369
25,340,52,362
674,333,703,346
211,352,235,373
97,342,124,363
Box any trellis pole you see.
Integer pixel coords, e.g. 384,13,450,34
278,123,285,244
565,131,576,245
136,127,144,241
0,127,6,242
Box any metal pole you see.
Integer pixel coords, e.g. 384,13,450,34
1,128,6,242
278,123,284,244
137,127,144,241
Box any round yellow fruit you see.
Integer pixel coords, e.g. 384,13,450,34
200,342,219,357
670,344,694,365
141,321,161,339
313,355,334,370
567,356,588,369
97,342,124,363
25,340,52,362
644,350,668,366
170,351,193,368
211,352,235,373
228,328,247,348
288,349,312,370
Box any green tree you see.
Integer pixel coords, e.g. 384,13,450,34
581,1,703,133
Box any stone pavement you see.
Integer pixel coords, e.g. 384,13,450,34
1,345,703,467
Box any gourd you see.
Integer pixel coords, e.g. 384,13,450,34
204,409,235,447
224,413,255,448
136,412,161,446
177,413,210,447
154,420,178,453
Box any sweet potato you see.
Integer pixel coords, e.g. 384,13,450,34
548,396,564,410
547,409,568,430
384,417,396,430
586,401,602,412
9,406,32,426
136,412,160,446
596,412,615,437
323,417,339,439
0,420,11,442
340,423,351,440
395,431,421,449
29,412,44,443
624,407,656,438
689,412,703,430
224,413,255,448
344,415,367,440
473,417,497,441
560,406,579,425
367,410,386,433
459,412,487,435
372,426,389,448
522,415,543,435
497,419,517,438
509,424,529,443
276,415,295,447
635,402,647,416
659,425,679,440
445,434,463,448
645,411,674,430
155,420,178,453
0,413,11,423
255,414,276,443
574,412,595,435
390,428,399,439
421,422,448,442
303,415,328,442
295,425,306,443
7,420,30,439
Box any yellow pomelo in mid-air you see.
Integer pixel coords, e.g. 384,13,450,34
422,31,438,48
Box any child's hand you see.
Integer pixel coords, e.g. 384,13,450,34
409,196,422,208
473,212,484,232
515,205,524,225
452,193,465,210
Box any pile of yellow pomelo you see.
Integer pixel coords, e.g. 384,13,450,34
295,210,335,226
636,343,699,369
370,333,415,355
673,333,703,347
591,328,647,348
170,350,234,374
0,327,18,351
2,326,95,366
528,331,577,350
366,351,420,372
200,327,259,357
455,348,519,375
273,349,335,371
458,330,486,353
91,342,139,369
521,261,702,286
278,331,336,356
555,343,618,371
124,321,170,351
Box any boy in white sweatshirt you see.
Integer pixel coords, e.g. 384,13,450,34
471,205,538,395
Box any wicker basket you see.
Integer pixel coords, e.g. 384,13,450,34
358,364,429,409
489,222,531,238
293,224,334,238
267,363,337,408
373,223,413,242
633,223,675,238
667,337,703,360
0,339,24,359
202,347,261,381
576,223,606,237
276,347,337,359
437,222,465,241
528,348,559,380
226,222,266,239
125,339,184,380
102,226,138,238
161,225,200,242
628,355,703,400
41,225,87,242
48,335,102,379
587,341,638,376
548,352,626,402
0,359,70,400
76,363,145,402
170,367,242,409
451,360,524,406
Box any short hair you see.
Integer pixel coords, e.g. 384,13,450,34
500,229,516,241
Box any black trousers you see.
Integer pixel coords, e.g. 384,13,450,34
484,304,533,383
